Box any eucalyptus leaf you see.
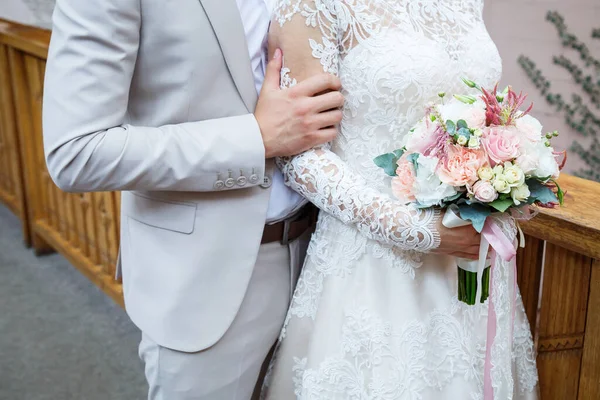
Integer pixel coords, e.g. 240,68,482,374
457,203,491,233
446,120,456,134
458,127,471,137
443,192,463,203
407,153,420,174
527,179,559,205
457,120,469,130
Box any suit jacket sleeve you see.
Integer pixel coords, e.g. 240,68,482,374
42,0,266,192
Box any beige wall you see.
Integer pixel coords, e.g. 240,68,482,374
1,0,54,29
484,0,600,175
1,0,597,174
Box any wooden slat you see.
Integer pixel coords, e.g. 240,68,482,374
536,243,593,399
7,47,52,254
0,42,30,245
578,259,600,398
516,235,544,333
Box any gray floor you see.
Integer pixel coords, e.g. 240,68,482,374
0,204,146,400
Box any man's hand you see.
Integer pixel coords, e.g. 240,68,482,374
430,211,481,260
255,48,344,159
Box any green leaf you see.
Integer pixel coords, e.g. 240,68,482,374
446,120,456,134
457,203,491,233
527,179,559,205
373,149,405,177
457,119,469,130
489,198,514,212
407,153,419,174
550,178,565,205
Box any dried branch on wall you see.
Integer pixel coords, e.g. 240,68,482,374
519,11,600,182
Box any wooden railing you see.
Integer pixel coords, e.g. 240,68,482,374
518,174,600,400
0,19,122,306
0,18,599,399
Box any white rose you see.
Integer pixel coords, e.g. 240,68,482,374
478,166,494,181
413,156,457,207
516,114,544,142
493,177,511,194
534,142,560,178
492,165,504,176
457,135,468,146
515,139,539,175
473,128,483,137
503,162,525,187
439,99,487,129
468,136,480,148
511,184,531,205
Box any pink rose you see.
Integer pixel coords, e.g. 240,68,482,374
463,106,487,129
405,119,439,154
391,154,417,203
470,180,498,203
437,145,487,187
481,126,520,165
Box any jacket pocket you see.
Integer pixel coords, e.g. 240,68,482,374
128,193,197,234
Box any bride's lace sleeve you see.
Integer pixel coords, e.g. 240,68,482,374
272,0,441,252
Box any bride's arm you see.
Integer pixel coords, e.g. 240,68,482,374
270,5,441,252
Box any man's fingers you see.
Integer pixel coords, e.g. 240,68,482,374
311,110,343,130
294,73,342,97
310,90,345,112
262,48,283,91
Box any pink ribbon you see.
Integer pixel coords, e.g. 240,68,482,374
481,218,517,400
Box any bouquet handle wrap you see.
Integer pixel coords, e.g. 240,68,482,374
442,205,491,303
442,205,519,400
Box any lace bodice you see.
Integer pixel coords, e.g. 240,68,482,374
273,0,502,252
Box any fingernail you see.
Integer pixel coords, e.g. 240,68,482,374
274,48,282,59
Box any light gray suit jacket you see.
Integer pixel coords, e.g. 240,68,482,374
43,0,277,352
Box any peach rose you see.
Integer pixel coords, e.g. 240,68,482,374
470,180,498,203
481,126,521,165
437,145,488,187
391,154,417,203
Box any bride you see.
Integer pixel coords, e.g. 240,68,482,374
261,0,539,399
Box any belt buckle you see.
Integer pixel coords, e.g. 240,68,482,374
280,207,306,245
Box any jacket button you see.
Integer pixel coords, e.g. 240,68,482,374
214,180,225,190
237,176,247,186
260,176,272,188
249,174,259,184
225,178,235,188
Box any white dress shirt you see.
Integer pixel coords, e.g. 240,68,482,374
235,0,306,223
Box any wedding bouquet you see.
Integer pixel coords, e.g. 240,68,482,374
374,78,565,305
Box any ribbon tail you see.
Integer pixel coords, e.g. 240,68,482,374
476,234,490,304
483,251,497,400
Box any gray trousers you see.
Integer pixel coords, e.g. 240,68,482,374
139,236,307,400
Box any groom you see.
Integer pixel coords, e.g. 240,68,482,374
42,0,344,398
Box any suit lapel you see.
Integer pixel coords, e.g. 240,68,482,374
199,0,259,112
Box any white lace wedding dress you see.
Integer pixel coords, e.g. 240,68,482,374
262,1,539,399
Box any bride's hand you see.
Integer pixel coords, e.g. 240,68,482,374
430,211,481,259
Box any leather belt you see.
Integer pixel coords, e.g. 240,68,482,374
262,205,318,245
